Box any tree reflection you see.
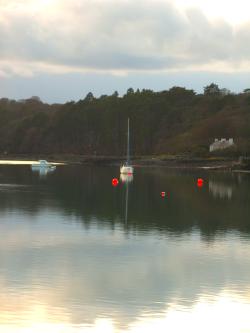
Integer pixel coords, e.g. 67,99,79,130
0,165,250,236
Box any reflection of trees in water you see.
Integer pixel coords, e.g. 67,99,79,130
0,166,250,236
1,168,250,331
209,180,233,199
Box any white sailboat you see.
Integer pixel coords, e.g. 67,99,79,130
120,118,134,175
31,160,55,169
31,160,56,177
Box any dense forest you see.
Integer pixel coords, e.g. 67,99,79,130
1,84,250,157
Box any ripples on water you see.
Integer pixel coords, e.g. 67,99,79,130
0,165,250,332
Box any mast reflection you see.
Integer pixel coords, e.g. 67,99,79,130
120,174,133,224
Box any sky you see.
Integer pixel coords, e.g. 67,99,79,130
1,0,250,103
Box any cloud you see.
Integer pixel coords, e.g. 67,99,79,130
1,0,250,76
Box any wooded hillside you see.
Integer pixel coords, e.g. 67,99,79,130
1,85,250,156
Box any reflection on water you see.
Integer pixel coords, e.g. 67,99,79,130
120,173,133,183
31,166,56,178
209,180,233,199
120,173,133,225
0,160,64,165
1,292,250,332
0,165,250,332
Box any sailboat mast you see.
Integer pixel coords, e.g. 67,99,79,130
127,118,130,164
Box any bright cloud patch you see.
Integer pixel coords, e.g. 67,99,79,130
1,0,250,77
175,0,250,24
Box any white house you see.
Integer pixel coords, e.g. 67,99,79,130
209,138,234,152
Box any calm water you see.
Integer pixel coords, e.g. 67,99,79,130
0,164,250,333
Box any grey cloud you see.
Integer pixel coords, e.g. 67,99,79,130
1,0,250,73
185,9,234,61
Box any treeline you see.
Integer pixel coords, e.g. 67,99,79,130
1,84,250,156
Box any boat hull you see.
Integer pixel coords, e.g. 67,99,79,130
31,160,54,168
120,165,134,175
31,165,56,170
120,173,133,183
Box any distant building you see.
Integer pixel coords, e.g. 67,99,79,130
209,138,234,152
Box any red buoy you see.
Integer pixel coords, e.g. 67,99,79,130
112,178,119,187
161,191,166,197
197,178,204,187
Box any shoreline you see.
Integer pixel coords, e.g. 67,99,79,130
0,154,248,171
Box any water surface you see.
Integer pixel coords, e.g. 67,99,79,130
0,165,250,332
